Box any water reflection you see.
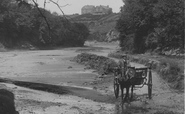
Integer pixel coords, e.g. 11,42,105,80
114,102,131,114
114,100,150,114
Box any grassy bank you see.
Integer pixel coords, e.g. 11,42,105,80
73,52,184,91
108,52,184,91
73,53,118,74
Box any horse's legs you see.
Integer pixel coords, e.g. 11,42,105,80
124,86,129,101
120,84,124,103
131,85,134,100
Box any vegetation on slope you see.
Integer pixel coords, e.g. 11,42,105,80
116,0,184,54
71,13,120,42
114,0,184,90
0,0,89,49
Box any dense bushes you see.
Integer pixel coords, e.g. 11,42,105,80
156,59,184,90
0,0,89,48
116,0,184,54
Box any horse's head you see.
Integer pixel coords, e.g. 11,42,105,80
112,67,122,76
126,67,135,79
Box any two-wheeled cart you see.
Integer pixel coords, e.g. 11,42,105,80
113,55,152,99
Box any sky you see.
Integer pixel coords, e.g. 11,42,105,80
36,0,124,15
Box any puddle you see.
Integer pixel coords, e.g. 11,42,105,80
114,103,149,114
59,82,93,90
39,55,64,56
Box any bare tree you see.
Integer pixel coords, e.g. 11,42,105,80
32,0,51,39
49,0,69,21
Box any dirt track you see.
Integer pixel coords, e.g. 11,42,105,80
0,42,184,114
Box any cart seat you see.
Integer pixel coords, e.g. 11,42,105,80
128,67,148,85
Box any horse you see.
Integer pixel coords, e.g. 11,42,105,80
115,60,136,102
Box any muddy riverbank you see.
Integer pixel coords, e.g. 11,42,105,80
0,42,184,114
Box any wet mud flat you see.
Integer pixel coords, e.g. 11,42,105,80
0,43,184,114
0,82,115,114
0,78,116,104
1,77,182,114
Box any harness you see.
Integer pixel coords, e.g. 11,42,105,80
116,59,135,82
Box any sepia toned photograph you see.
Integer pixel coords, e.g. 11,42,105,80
0,0,184,114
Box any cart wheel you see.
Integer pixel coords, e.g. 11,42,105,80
114,78,119,98
148,83,152,99
148,68,152,99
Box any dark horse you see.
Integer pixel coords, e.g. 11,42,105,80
116,60,136,102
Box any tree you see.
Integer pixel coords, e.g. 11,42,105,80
116,0,184,53
152,0,184,50
0,0,90,48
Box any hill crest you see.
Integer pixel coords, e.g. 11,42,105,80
68,13,120,42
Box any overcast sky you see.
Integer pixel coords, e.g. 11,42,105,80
36,0,124,15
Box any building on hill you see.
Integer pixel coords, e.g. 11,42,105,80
81,5,112,15
81,5,96,14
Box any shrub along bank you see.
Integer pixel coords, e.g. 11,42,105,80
74,52,184,91
73,53,117,75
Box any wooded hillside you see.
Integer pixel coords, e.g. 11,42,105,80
0,0,89,49
116,0,184,54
